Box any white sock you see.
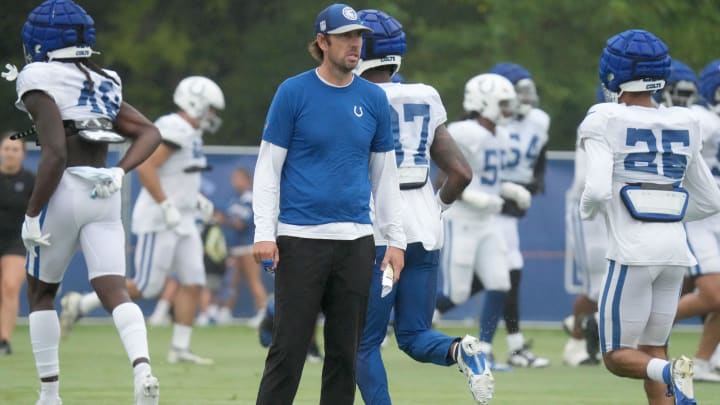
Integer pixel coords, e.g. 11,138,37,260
150,299,171,319
134,362,152,380
39,380,60,401
507,333,525,352
80,292,102,315
171,323,192,351
647,358,670,384
29,310,60,379
112,302,150,364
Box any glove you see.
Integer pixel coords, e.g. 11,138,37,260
91,167,125,199
21,215,51,257
197,194,214,224
160,199,181,228
1,64,18,81
500,182,532,210
381,264,394,298
461,190,504,214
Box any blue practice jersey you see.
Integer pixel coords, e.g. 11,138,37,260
224,190,254,248
262,70,393,225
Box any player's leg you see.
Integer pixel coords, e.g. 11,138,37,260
0,251,26,354
475,227,510,368
693,312,720,381
394,244,456,365
169,231,212,364
148,277,178,326
356,245,396,405
81,213,159,403
319,236,375,405
438,217,475,310
256,236,328,405
238,250,268,327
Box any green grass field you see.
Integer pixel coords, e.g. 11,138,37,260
2,323,719,404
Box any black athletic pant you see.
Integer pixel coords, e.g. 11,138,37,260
256,235,375,405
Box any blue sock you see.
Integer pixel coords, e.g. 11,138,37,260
479,290,507,343
663,363,671,385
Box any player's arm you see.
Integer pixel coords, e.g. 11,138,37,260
683,153,720,221
113,101,161,173
252,140,286,269
529,144,548,194
430,124,472,208
135,143,174,203
22,90,66,216
579,137,613,220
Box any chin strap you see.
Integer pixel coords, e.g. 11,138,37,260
46,46,100,61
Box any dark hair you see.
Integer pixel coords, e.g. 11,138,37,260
56,58,120,87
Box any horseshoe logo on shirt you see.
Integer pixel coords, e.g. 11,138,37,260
354,106,363,117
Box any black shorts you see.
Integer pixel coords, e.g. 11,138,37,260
0,235,25,257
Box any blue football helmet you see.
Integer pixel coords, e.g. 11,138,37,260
654,59,698,107
22,0,96,64
598,29,671,101
489,62,538,116
355,9,406,76
699,60,720,111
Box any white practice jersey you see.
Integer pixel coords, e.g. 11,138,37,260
501,108,550,185
371,82,447,250
132,113,206,234
447,119,508,218
690,104,720,187
579,102,720,266
15,61,122,121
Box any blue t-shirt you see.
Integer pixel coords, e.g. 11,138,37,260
262,69,393,225
224,190,254,248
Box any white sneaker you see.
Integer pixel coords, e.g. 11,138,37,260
215,307,234,326
60,292,82,337
456,335,494,405
134,373,159,405
147,313,171,327
167,348,214,365
693,358,720,382
507,342,550,368
671,355,696,404
247,307,267,328
563,338,591,367
195,312,211,327
36,397,62,405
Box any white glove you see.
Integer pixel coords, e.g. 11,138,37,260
160,199,181,228
381,264,394,298
461,190,504,214
21,215,51,257
500,182,532,210
2,64,18,81
197,194,214,224
91,167,125,199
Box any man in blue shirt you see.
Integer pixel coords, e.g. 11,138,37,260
252,4,406,404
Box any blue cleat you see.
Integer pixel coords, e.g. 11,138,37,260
670,356,697,405
456,335,495,404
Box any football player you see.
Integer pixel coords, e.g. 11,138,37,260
61,75,224,366
580,29,720,405
353,9,494,405
13,1,160,403
668,59,720,382
489,62,551,368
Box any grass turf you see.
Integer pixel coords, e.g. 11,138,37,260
2,324,719,404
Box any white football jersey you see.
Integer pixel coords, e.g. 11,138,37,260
690,104,720,187
449,119,508,196
500,108,550,185
579,102,710,266
371,82,447,250
132,113,205,234
15,61,122,121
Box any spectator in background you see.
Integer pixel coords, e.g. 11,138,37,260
252,4,405,403
0,131,34,355
213,167,267,326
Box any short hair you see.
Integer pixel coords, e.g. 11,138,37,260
0,131,26,151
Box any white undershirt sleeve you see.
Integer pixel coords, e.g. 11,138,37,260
684,153,720,222
369,151,406,250
253,140,287,243
579,138,613,220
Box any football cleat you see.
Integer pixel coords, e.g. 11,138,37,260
456,335,495,404
35,397,62,405
0,339,11,355
670,356,697,405
167,348,214,365
692,358,720,383
507,341,550,368
134,373,159,405
59,291,82,337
